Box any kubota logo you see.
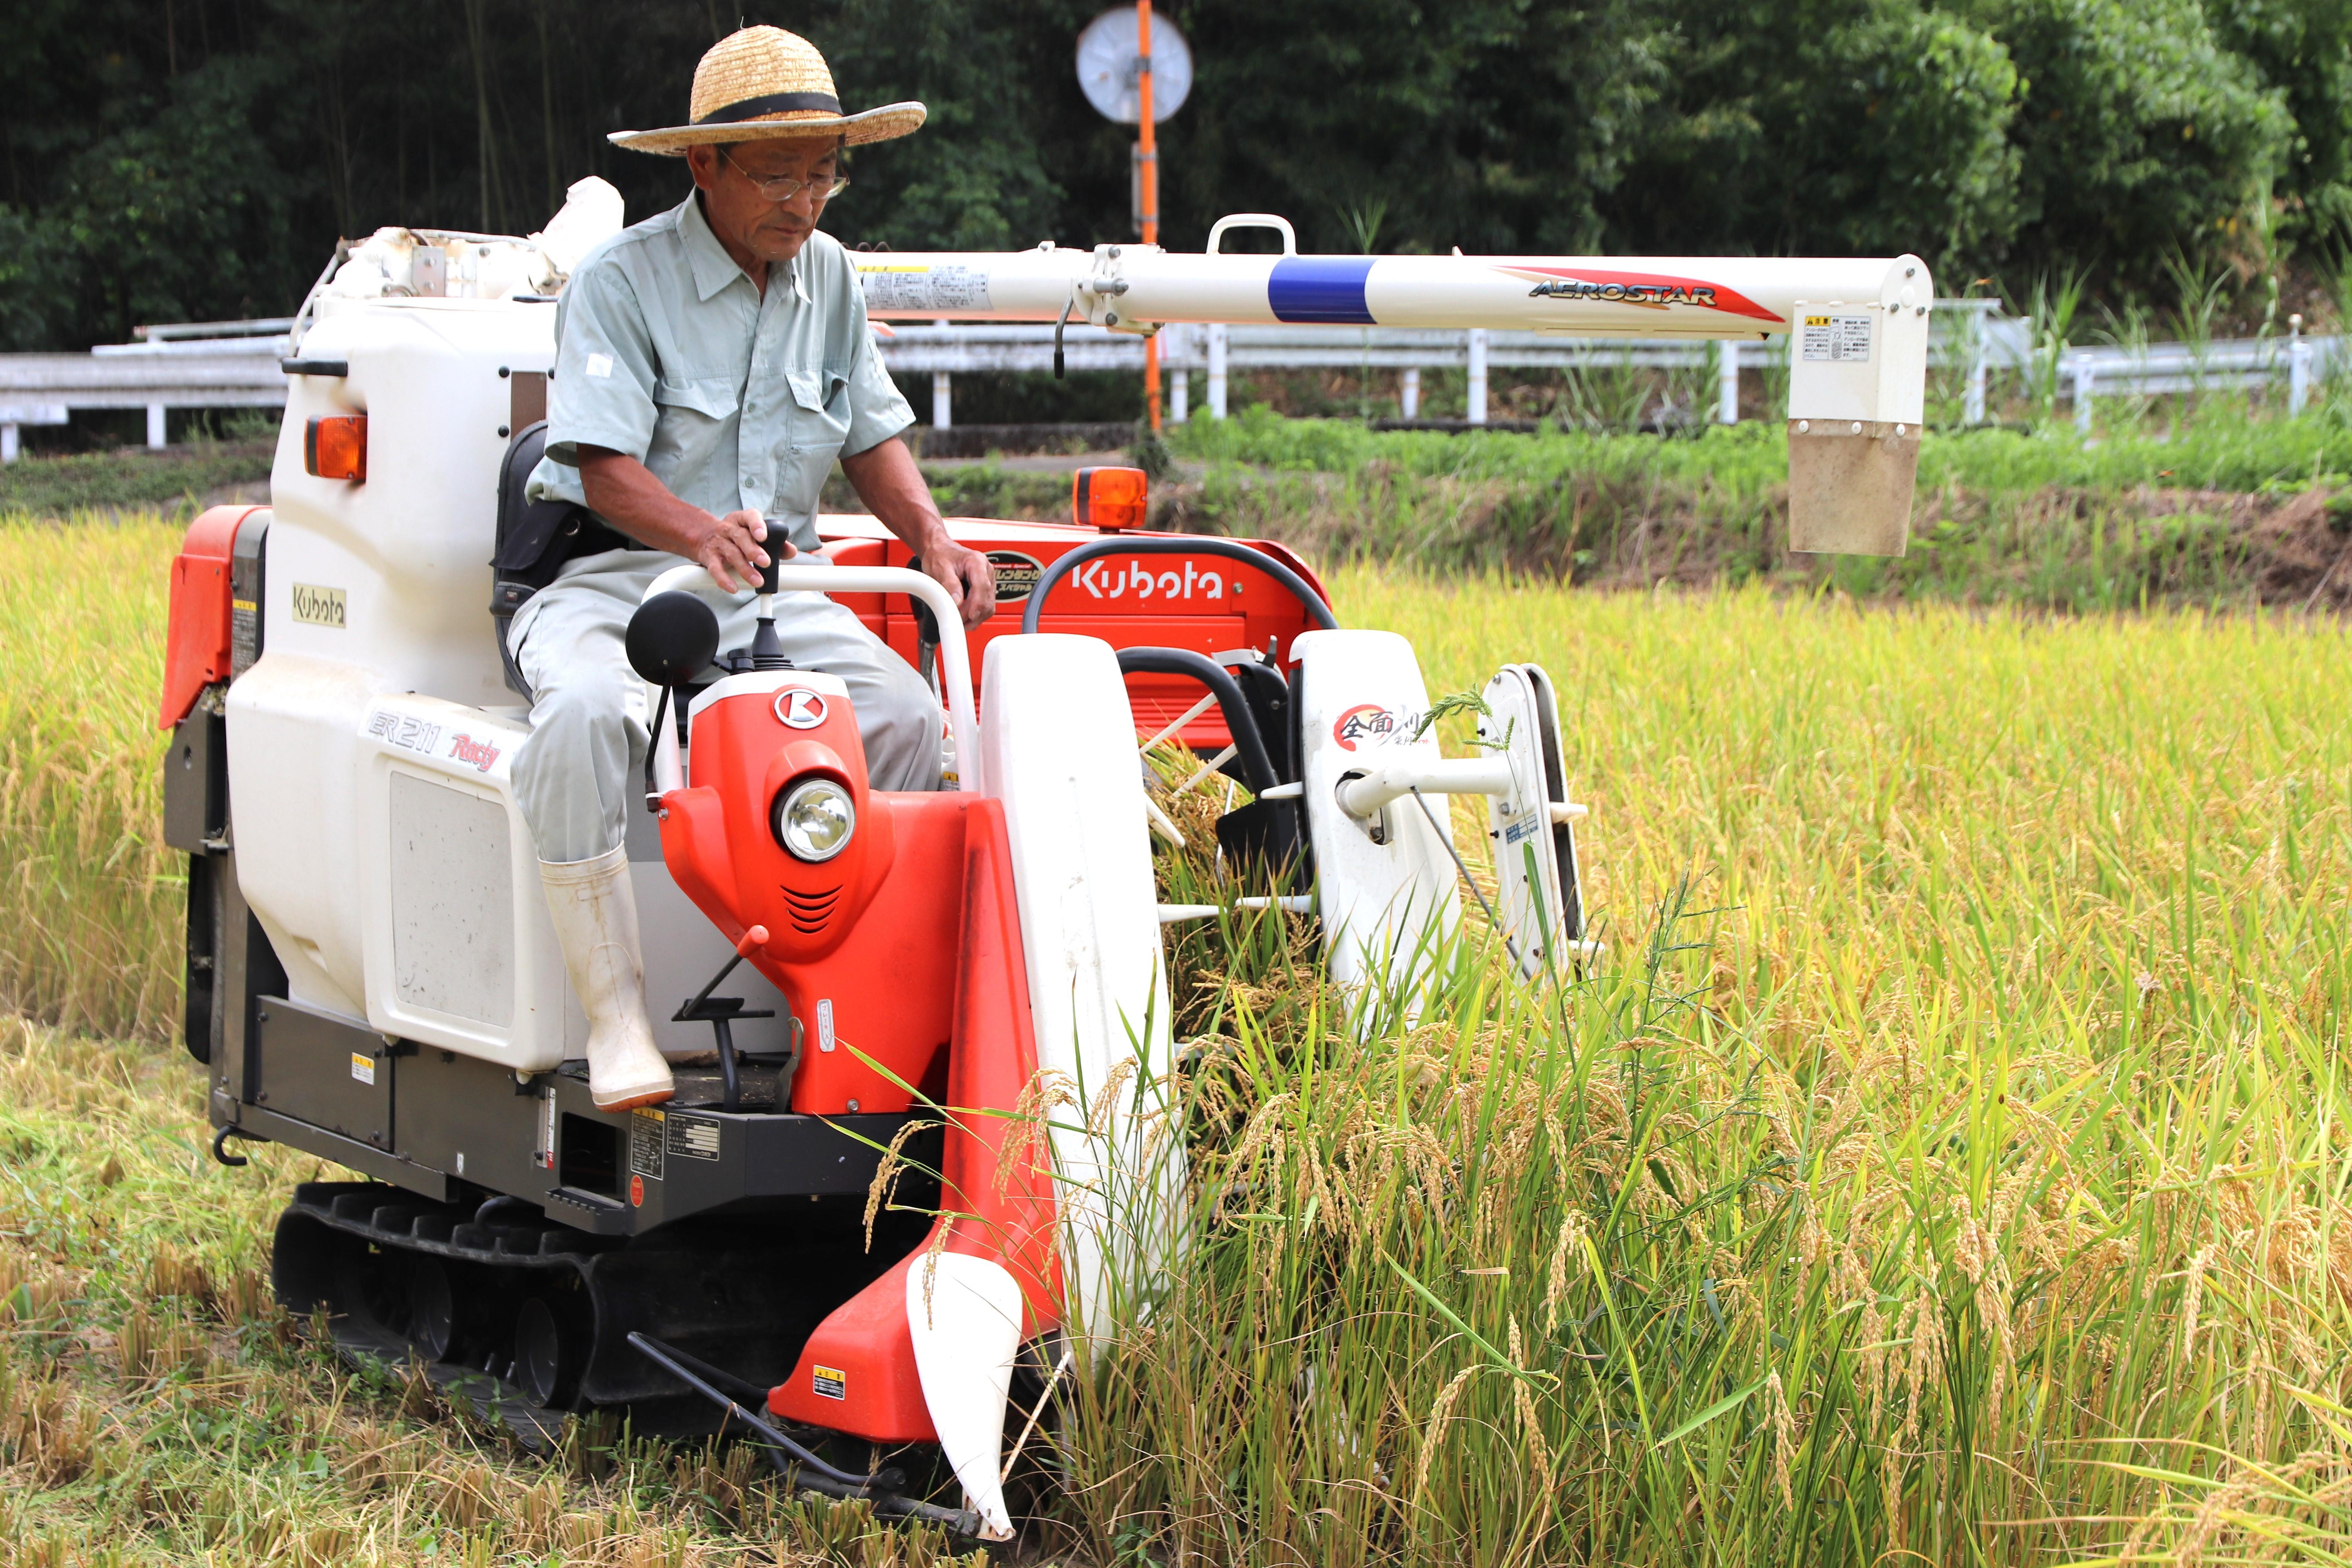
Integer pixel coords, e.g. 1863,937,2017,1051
1332,705,1400,751
775,690,828,730
1076,558,1233,601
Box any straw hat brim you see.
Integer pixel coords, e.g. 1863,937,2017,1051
610,102,925,155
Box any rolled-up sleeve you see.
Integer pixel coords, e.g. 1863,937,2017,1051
542,258,662,469
839,281,915,457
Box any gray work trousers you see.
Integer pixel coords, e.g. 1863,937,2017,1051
508,548,943,864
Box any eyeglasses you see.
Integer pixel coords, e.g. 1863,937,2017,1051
719,149,849,205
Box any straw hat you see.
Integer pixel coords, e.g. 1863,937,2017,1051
610,27,925,155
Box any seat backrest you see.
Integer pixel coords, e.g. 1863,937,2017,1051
488,420,590,699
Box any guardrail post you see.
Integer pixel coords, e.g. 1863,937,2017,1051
1966,318,1989,426
1401,367,1421,419
1207,324,1228,419
2073,355,2094,435
0,424,16,463
930,372,951,430
1717,339,1740,425
1466,329,1489,425
146,403,167,448
2290,314,2312,416
1171,368,1189,423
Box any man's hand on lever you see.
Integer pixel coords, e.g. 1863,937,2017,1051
581,436,989,615
840,435,996,630
577,447,793,594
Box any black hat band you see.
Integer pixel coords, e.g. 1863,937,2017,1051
696,90,844,125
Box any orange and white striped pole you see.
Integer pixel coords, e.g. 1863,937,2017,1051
1137,0,1161,432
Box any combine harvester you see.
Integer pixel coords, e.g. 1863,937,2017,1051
158,199,1929,1537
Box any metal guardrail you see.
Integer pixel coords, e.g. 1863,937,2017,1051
0,336,286,459
0,303,2341,459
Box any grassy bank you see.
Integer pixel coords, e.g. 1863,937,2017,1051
1154,406,2352,610
0,445,273,521
29,399,2352,615
5,516,2352,1562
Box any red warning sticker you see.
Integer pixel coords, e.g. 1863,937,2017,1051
629,1174,644,1207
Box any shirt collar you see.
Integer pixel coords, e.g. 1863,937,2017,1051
680,192,811,305
681,192,749,302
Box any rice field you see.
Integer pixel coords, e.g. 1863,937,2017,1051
3,513,2351,1564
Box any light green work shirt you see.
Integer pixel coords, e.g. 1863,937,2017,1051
527,191,913,552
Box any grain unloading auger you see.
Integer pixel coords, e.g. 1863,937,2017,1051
157,204,1932,1537
864,214,1936,555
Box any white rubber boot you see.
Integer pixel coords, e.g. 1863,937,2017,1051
541,846,673,1111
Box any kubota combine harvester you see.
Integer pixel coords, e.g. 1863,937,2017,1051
159,196,1931,1536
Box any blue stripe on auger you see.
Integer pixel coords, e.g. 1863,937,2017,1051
1267,257,1377,324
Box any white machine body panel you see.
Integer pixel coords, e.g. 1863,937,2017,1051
1292,629,1463,1004
269,296,557,709
227,653,392,1022
978,633,1183,1339
349,694,562,1067
229,292,796,1072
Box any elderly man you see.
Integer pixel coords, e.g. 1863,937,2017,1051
513,26,993,1111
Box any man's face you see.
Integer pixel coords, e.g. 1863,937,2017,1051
687,136,842,270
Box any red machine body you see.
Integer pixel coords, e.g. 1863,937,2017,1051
657,672,965,1116
654,673,1062,1443
159,505,260,730
814,514,1328,752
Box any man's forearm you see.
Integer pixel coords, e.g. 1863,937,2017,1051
839,436,949,555
577,446,775,592
840,435,996,626
578,449,728,557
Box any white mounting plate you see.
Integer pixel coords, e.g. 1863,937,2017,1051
1292,629,1461,1011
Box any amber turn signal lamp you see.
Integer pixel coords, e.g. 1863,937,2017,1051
1073,466,1147,532
305,415,367,482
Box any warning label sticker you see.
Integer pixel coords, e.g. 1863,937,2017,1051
858,263,993,315
1800,314,1874,363
630,1107,665,1181
813,1365,847,1400
350,1052,376,1086
667,1113,721,1163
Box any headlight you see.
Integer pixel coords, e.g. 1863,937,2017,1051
773,777,855,862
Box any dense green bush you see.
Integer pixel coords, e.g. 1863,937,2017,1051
0,0,2341,349
1969,0,2295,281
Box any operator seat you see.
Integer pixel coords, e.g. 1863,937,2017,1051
490,420,631,699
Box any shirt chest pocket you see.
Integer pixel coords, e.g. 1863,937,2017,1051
783,367,852,456
647,375,741,477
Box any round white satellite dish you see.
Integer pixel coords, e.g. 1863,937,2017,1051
1075,7,1192,124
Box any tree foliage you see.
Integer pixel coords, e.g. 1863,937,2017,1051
0,0,2337,348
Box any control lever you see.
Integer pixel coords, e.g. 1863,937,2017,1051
750,519,789,670
906,554,940,694
673,925,778,1113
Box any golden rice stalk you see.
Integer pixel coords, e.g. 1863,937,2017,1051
1768,1369,1798,1509
1545,1207,1587,1336
1411,1363,1481,1504
863,1114,936,1250
1509,1319,1555,1505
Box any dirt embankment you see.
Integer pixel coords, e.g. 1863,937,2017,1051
1139,464,2352,611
